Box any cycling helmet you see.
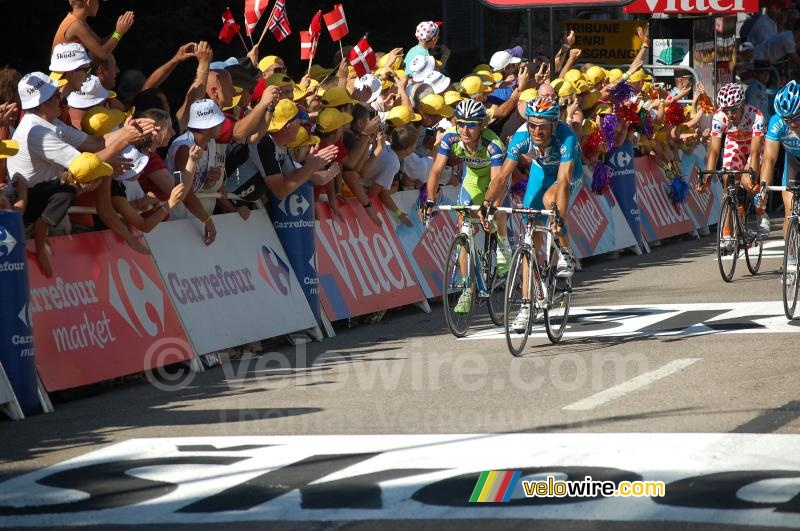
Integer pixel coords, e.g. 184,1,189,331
716,83,745,109
774,80,800,118
453,99,487,121
525,96,561,120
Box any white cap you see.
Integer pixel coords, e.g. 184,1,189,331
421,70,450,95
114,145,150,181
18,72,59,110
489,50,521,72
210,57,240,71
66,76,113,109
409,55,436,82
50,42,91,73
739,42,754,53
354,74,382,104
187,99,225,130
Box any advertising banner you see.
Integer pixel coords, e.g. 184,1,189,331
624,0,758,14
388,189,458,299
268,182,320,321
145,211,317,355
607,141,643,248
562,20,645,65
315,198,426,320
635,157,696,241
0,211,38,413
25,231,193,392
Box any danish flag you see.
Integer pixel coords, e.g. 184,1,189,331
308,10,323,40
244,0,268,36
267,0,291,42
323,4,349,42
347,37,376,78
300,31,318,61
219,8,240,44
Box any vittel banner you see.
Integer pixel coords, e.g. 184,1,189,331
315,199,426,320
25,230,194,392
145,211,317,355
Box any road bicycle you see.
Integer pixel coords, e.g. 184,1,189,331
698,169,763,282
496,204,572,356
436,204,505,337
781,185,800,319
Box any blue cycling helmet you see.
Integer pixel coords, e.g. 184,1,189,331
774,80,800,118
454,99,487,121
525,96,560,120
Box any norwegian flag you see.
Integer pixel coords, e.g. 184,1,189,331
347,37,376,78
244,0,268,36
299,30,318,61
219,8,241,44
308,10,323,40
266,0,291,42
323,4,349,42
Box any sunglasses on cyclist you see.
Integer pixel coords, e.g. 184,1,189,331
527,121,553,130
455,121,481,129
784,113,800,126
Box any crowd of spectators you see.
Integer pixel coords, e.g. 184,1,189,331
1,0,800,280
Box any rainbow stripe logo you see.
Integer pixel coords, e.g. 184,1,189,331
469,470,522,503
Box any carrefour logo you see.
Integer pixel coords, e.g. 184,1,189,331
278,193,311,217
0,226,17,259
258,245,291,296
108,259,166,337
610,150,632,169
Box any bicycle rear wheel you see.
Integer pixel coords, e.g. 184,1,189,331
544,249,571,343
744,206,763,275
782,218,800,319
486,234,505,326
717,198,739,282
443,234,475,337
504,246,536,357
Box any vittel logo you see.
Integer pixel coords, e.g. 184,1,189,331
108,259,166,337
258,245,291,296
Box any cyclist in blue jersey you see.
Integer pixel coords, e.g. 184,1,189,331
760,81,800,240
484,96,581,279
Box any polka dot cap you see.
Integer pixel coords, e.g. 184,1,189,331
415,21,440,42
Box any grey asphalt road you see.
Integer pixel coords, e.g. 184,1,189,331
1,230,798,529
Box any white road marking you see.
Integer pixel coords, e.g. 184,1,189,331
562,358,701,411
717,239,785,261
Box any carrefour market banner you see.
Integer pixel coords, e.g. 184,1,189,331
145,211,317,355
25,231,194,392
315,198,426,320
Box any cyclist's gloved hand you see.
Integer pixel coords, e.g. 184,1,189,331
421,199,436,223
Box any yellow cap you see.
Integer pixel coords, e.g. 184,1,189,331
573,79,591,94
458,74,492,96
316,107,353,133
564,69,584,84
380,78,395,91
628,70,647,83
584,66,608,86
258,55,284,73
393,69,407,80
594,102,613,115
321,86,357,107
443,90,462,106
81,107,127,136
551,78,577,98
581,89,602,110
581,119,598,134
386,105,422,126
292,83,308,102
265,73,293,87
419,94,454,118
473,64,493,74
519,88,539,103
377,54,402,70
474,69,502,83
308,64,334,81
287,127,321,149
0,139,19,159
607,69,624,83
267,99,300,132
68,152,113,184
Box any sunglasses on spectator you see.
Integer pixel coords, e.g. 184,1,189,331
455,121,480,129
527,121,553,130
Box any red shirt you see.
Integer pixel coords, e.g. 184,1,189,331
139,152,170,201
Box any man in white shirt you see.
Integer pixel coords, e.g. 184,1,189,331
748,3,781,46
754,21,800,64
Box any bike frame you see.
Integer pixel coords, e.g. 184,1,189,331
439,205,495,297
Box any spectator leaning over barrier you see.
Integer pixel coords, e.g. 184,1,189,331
53,0,134,61
166,99,229,245
8,72,154,276
134,108,178,203
315,107,353,221
0,138,21,212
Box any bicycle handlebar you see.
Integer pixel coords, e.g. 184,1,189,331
698,169,755,177
436,205,481,212
494,206,555,217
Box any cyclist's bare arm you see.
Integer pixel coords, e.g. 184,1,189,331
760,139,781,183
749,135,763,178
485,156,518,205
554,159,574,215
705,135,722,172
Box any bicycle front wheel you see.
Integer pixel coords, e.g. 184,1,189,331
783,218,800,319
744,207,763,275
544,259,571,343
504,246,537,357
717,198,739,282
443,234,475,337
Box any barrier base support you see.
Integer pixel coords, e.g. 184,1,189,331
188,356,205,373
640,239,652,254
37,374,54,414
415,299,432,314
0,363,25,421
319,308,336,338
628,244,643,256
